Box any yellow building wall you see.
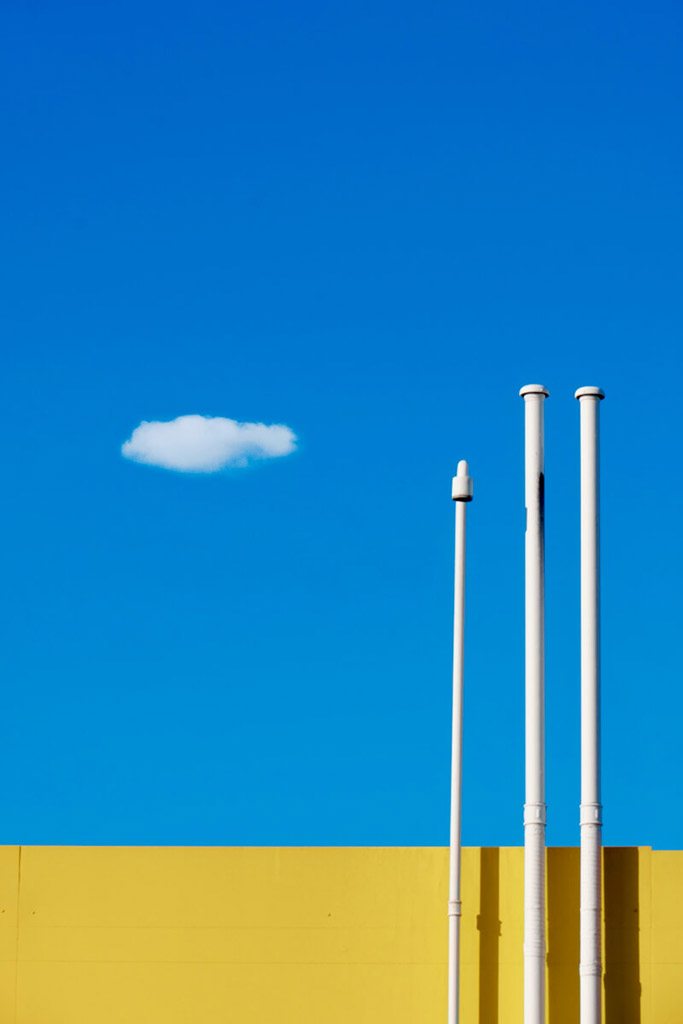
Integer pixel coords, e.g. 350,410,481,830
0,846,676,1022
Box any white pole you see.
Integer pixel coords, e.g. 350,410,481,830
520,384,549,1024
448,459,473,1024
576,386,605,1024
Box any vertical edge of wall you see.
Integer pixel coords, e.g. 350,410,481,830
0,846,21,1022
640,846,653,1023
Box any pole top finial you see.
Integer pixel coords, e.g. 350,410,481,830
519,384,550,398
575,386,605,400
452,460,473,502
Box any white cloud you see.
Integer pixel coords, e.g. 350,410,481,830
121,415,297,473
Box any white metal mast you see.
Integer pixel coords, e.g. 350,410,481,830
575,386,605,1024
520,384,549,1024
448,459,473,1024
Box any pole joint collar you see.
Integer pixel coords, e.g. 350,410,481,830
524,802,547,826
528,802,548,827
580,803,603,826
448,900,462,917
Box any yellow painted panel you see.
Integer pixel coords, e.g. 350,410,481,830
650,851,682,964
651,967,683,1024
0,847,19,960
0,846,681,1022
16,847,450,1024
17,962,448,1024
0,847,20,1023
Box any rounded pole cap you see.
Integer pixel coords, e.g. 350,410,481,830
452,460,473,501
575,386,605,400
519,384,549,398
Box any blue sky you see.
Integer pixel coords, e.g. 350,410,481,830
2,0,682,846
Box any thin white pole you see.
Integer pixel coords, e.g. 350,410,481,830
520,384,549,1024
576,386,605,1024
448,459,473,1024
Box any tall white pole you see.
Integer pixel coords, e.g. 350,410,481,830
576,386,604,1024
448,460,473,1024
520,384,549,1024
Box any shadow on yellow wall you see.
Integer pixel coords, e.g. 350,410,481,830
478,848,501,1024
604,847,642,1023
468,847,648,1024
0,845,667,1022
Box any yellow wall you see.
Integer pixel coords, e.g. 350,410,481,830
0,846,677,1022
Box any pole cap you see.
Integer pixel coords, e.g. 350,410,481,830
452,459,473,501
575,386,605,400
519,384,549,398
